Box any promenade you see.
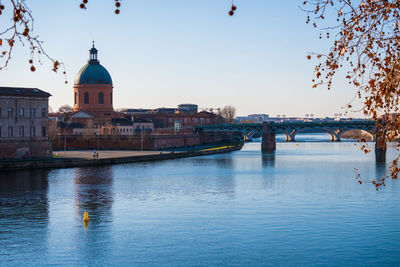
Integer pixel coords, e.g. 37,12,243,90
54,150,173,160
0,144,242,171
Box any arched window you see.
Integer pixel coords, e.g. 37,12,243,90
110,93,112,105
74,93,77,105
84,92,89,104
99,92,104,104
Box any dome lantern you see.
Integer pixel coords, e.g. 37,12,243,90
74,42,113,85
89,41,99,64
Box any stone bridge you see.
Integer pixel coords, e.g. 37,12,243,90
196,120,379,151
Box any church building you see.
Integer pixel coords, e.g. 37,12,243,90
73,43,116,119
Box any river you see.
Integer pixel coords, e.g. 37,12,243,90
0,137,399,266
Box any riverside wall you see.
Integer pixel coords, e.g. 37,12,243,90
0,139,52,159
51,132,233,150
0,144,243,171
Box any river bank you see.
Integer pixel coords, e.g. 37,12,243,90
0,143,243,171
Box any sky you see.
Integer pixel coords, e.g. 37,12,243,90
0,0,366,118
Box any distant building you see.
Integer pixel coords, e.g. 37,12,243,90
133,118,154,132
248,114,269,122
0,87,52,158
101,118,133,135
236,114,269,123
178,104,198,114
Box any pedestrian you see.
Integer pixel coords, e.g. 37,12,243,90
96,152,99,158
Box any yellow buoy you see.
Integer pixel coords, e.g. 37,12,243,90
83,210,90,222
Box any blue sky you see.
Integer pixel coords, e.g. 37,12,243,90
0,0,365,117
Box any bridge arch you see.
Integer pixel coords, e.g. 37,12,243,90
340,129,374,141
289,127,342,142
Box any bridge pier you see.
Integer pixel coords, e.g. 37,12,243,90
375,134,387,152
262,122,276,151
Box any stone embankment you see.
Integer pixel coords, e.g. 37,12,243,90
0,144,242,171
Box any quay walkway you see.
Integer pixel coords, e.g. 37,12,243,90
0,144,242,171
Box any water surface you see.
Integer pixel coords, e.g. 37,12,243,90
0,141,399,266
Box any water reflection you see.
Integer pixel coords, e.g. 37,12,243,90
187,156,233,169
73,166,114,222
73,166,114,266
375,150,387,178
0,169,49,222
0,170,49,263
261,151,276,168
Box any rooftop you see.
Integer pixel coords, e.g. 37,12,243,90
0,87,51,98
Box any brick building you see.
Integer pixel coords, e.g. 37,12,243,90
124,107,222,132
73,43,118,119
0,87,52,158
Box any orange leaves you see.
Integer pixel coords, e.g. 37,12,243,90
368,79,376,88
304,0,400,185
52,61,60,72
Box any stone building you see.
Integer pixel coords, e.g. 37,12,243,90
0,87,52,158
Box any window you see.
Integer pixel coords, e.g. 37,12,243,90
194,118,198,123
168,118,172,123
110,93,112,105
0,107,2,117
31,108,36,118
41,108,46,118
84,92,89,104
32,126,36,137
19,126,24,137
8,108,13,118
0,126,1,137
8,126,13,137
206,118,210,123
74,93,77,105
19,107,24,117
41,126,46,137
99,92,104,104
200,118,205,123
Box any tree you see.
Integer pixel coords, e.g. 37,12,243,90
219,105,236,124
58,104,73,113
303,0,400,187
0,0,123,76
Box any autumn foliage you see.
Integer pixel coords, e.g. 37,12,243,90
303,0,400,187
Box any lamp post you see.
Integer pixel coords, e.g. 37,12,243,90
97,125,100,152
63,114,70,156
141,127,144,151
64,122,66,156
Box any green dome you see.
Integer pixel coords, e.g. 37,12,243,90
74,43,113,85
74,63,113,85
